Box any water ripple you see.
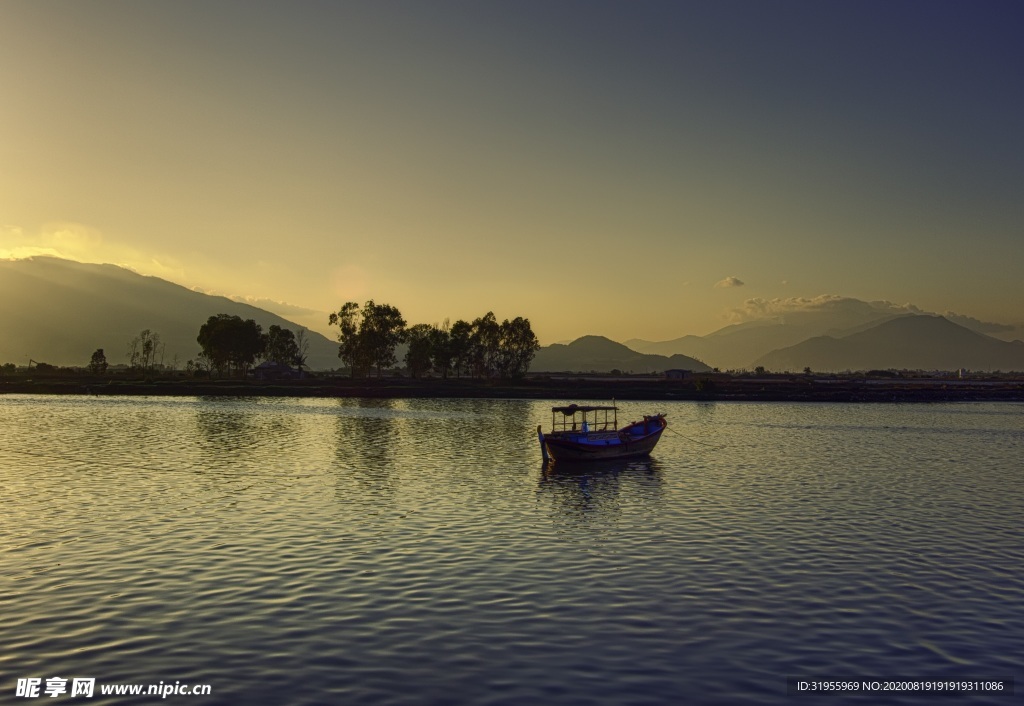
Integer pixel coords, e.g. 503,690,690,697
1,397,1021,704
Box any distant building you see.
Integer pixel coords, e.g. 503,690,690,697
664,369,692,380
252,361,300,381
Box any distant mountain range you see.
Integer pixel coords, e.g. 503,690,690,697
540,315,1024,374
753,315,1024,372
626,297,910,369
529,335,711,374
3,257,1021,373
0,257,342,369
627,298,1024,371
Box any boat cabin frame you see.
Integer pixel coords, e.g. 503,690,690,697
549,404,618,434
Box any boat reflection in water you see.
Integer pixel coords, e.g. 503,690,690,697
537,404,667,463
538,456,665,523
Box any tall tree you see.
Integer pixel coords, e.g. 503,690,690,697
329,300,407,377
404,323,435,378
497,316,540,378
469,312,501,378
197,314,265,377
329,302,372,377
361,301,407,376
430,320,453,379
88,348,108,375
263,325,299,366
293,329,310,375
128,330,161,371
448,319,472,378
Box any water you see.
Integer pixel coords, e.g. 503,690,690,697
1,396,1021,705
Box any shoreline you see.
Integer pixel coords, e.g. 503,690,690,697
3,375,1023,402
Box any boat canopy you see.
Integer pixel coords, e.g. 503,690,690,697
551,404,618,415
549,404,619,433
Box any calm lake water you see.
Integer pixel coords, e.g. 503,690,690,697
1,396,1021,705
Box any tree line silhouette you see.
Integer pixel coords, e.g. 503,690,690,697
329,300,539,379
194,316,310,377
190,301,539,379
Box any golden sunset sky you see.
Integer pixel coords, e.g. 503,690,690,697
2,1,1022,343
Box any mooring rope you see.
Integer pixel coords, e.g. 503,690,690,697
664,424,727,449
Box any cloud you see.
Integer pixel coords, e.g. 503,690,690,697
0,222,204,288
723,295,1013,335
714,276,745,288
728,295,920,322
943,312,1014,334
229,294,324,319
49,223,104,251
204,292,326,334
0,222,105,260
0,225,61,259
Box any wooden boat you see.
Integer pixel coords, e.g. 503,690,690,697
537,404,667,462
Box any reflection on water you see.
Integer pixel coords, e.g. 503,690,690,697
538,458,664,522
334,398,399,503
1,396,1022,706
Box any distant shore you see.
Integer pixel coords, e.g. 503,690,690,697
3,373,1024,402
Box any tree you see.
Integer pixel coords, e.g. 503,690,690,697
329,302,371,377
446,313,539,378
263,325,299,366
403,321,455,379
88,349,108,375
127,329,161,371
497,316,539,378
429,320,453,379
361,301,407,376
329,300,407,377
197,314,265,377
468,312,501,377
293,329,310,375
404,323,436,378
448,319,473,378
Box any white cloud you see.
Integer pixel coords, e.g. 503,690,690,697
729,295,922,321
0,225,59,259
0,222,106,260
0,222,200,286
943,311,1014,334
229,294,323,319
714,276,745,288
721,295,1019,334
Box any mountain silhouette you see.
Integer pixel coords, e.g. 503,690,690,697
626,299,923,370
627,323,825,371
753,315,1024,372
0,257,341,369
627,297,1023,371
530,335,711,374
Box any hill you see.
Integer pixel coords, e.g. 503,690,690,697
753,315,1024,372
627,297,1024,370
626,299,918,370
530,335,711,374
0,257,342,369
627,322,832,371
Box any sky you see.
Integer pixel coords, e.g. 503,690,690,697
2,1,1022,343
